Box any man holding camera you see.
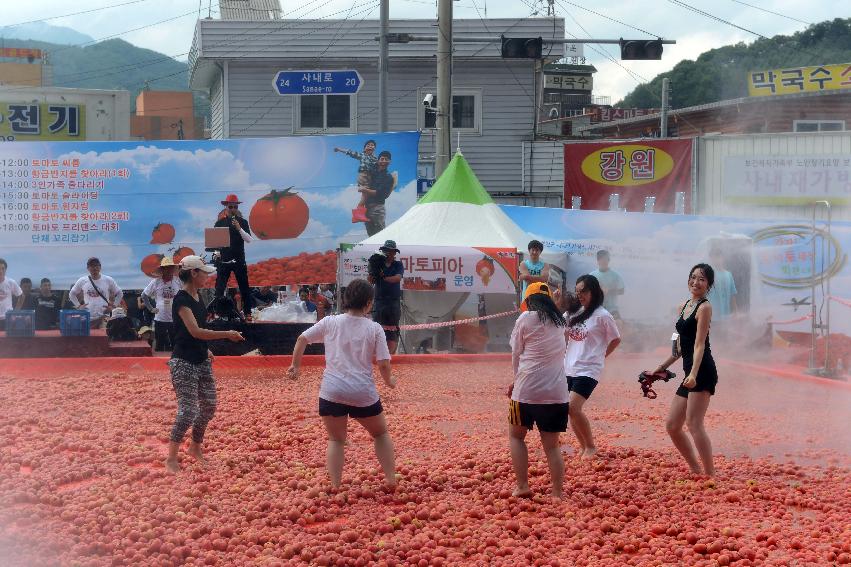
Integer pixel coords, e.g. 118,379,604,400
368,240,404,354
214,194,253,319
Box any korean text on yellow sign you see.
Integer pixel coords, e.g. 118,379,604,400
747,63,851,97
0,103,85,141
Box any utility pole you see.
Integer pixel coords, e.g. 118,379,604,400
435,0,452,177
660,77,670,138
378,0,389,132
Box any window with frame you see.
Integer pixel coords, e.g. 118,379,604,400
296,95,355,132
419,88,482,133
793,120,845,133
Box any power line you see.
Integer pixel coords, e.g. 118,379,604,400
729,0,812,27
667,0,769,40
0,0,155,29
557,0,660,37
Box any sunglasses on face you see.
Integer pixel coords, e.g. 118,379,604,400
228,205,238,209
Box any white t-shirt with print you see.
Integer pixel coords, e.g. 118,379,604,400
564,307,621,381
142,278,183,323
301,313,391,407
70,275,123,320
509,311,568,404
0,278,23,320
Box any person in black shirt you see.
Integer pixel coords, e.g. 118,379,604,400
252,285,278,308
15,278,34,310
213,194,254,318
369,239,405,354
32,278,64,330
165,255,244,474
363,151,396,237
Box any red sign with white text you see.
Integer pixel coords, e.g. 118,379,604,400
564,139,693,213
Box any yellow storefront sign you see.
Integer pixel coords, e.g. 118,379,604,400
0,103,85,141
580,144,675,187
747,63,851,97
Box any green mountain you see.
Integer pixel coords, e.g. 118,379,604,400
0,37,208,118
618,18,851,109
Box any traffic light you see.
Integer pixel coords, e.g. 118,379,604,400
619,39,663,60
501,36,543,59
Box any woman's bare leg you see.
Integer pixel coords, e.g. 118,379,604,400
509,424,532,497
322,415,348,487
355,413,396,488
666,395,701,474
685,392,715,477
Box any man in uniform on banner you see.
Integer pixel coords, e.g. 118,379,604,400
214,194,253,319
70,257,123,329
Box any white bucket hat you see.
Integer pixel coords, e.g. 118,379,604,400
179,255,216,273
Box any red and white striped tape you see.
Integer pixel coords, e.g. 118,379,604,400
829,295,851,309
383,309,519,331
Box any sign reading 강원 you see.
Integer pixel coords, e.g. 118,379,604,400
747,62,851,97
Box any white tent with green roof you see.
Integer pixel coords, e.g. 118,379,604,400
358,152,535,353
361,151,529,249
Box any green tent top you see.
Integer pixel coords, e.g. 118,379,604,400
418,151,495,206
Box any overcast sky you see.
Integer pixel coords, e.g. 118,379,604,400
3,0,843,101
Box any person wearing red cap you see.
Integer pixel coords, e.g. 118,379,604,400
214,194,253,318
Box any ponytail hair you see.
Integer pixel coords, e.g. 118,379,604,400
525,293,567,327
569,274,604,328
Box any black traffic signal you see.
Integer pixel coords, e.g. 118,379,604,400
501,36,543,59
619,39,663,60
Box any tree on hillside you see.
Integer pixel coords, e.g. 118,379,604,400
617,18,851,108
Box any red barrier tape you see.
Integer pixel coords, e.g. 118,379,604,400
829,295,851,308
769,313,814,325
383,309,519,331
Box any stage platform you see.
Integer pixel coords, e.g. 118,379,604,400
0,329,152,359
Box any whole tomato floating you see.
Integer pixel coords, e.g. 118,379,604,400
150,223,176,244
140,253,165,277
172,247,195,264
249,187,309,240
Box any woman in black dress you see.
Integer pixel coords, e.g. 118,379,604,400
649,263,717,477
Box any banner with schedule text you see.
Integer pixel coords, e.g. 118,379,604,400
340,244,519,294
563,139,693,213
0,132,420,289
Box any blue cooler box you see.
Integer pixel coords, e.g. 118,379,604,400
5,310,35,337
60,309,91,337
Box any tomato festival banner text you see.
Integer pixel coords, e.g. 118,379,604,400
340,244,519,294
0,132,420,288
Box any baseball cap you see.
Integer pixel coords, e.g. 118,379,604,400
179,255,216,273
520,281,552,312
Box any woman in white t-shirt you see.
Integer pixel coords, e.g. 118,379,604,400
287,279,397,489
508,282,568,500
69,257,123,328
142,256,183,351
563,274,621,460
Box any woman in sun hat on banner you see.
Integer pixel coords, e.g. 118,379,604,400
213,194,253,319
141,256,182,352
507,282,568,500
165,255,245,474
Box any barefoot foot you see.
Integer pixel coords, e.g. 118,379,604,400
581,447,598,460
512,486,533,498
187,443,207,466
164,457,180,474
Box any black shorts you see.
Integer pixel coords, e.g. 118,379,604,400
319,398,383,418
373,299,401,341
508,400,569,433
567,376,598,400
675,364,718,397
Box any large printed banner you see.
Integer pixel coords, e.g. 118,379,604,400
0,132,420,288
563,139,693,213
502,206,851,335
340,244,519,294
723,155,851,206
747,62,851,97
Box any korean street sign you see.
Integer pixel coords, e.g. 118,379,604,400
748,62,851,97
544,74,593,91
273,70,363,95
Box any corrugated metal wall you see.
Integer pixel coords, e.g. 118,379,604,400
698,132,851,221
210,73,224,139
